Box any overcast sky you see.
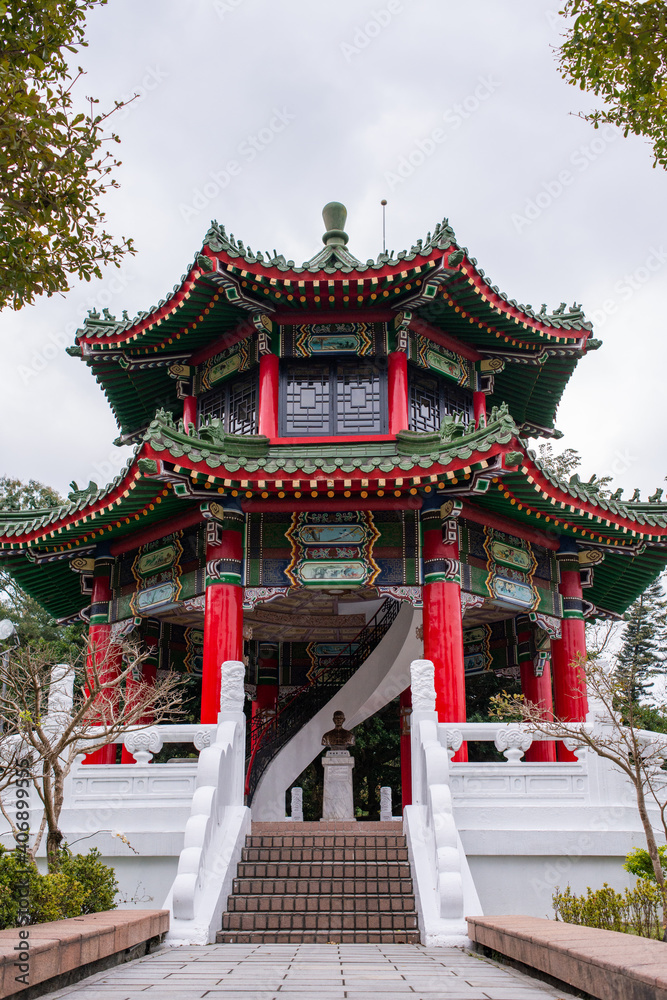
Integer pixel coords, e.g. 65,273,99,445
2,0,666,501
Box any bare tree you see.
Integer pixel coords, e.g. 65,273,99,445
0,640,184,870
492,654,667,937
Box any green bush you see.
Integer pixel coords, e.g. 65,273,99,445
58,847,118,914
553,881,663,939
624,845,667,883
0,845,118,928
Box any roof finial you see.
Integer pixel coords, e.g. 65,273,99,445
322,202,349,246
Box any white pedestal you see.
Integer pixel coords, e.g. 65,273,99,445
321,750,355,821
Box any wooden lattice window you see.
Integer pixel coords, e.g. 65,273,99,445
198,370,258,435
281,360,386,436
408,367,473,433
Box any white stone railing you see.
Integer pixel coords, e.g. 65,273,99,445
75,723,217,764
63,725,217,812
164,661,251,945
403,659,481,946
438,722,589,803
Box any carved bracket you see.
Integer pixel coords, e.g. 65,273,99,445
461,592,485,614
376,585,423,608
529,611,562,639
444,728,463,761
242,586,290,611
193,728,212,752
494,726,532,763
123,727,163,764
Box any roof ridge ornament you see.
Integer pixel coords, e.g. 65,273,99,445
322,201,349,246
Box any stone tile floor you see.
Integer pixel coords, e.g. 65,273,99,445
41,943,582,1000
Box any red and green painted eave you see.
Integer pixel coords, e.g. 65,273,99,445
67,216,600,439
1,405,666,622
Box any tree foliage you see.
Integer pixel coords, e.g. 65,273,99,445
558,1,667,169
538,442,612,496
0,0,135,310
0,477,85,658
615,578,667,703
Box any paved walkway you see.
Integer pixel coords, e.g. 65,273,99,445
41,943,581,999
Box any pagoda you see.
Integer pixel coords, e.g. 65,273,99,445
3,201,667,810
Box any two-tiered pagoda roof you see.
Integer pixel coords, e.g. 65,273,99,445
2,207,665,623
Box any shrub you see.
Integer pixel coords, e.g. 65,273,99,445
553,880,663,939
0,845,118,928
58,847,118,914
30,872,86,923
624,845,667,884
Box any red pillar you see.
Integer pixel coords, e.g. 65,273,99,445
400,687,412,810
83,554,121,765
254,643,279,735
183,395,197,432
388,350,409,435
258,353,279,438
120,653,158,764
552,543,588,761
473,390,486,428
421,505,467,760
201,506,245,723
520,658,557,763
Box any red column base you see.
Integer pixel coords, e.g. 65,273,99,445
423,578,468,762
201,582,243,724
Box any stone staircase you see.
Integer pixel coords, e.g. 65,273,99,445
217,821,420,944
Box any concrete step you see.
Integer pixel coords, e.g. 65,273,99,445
236,861,411,879
232,876,414,895
219,822,419,944
227,893,416,913
251,821,402,834
221,910,419,932
246,834,406,848
216,928,421,944
241,845,409,862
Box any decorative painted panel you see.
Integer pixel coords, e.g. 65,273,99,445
195,337,257,393
408,332,473,388
458,519,562,618
280,322,388,358
130,532,183,616
245,509,420,588
286,511,380,588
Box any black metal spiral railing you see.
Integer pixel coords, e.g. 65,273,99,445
244,597,401,803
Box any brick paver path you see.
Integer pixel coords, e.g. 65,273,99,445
41,943,581,999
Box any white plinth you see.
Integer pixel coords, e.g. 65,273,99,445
321,750,355,821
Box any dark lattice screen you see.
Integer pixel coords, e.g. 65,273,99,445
409,371,440,433
283,364,331,435
282,361,385,435
336,363,383,434
198,370,258,434
228,374,258,435
408,368,472,432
